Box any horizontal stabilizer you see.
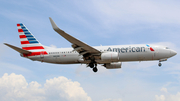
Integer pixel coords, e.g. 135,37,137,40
4,43,31,54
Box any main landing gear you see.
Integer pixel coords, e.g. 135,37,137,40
89,62,98,72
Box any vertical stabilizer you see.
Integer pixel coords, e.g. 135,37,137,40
17,23,45,50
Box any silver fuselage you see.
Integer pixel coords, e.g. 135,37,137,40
24,44,177,64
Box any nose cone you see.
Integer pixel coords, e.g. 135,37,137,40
171,50,177,57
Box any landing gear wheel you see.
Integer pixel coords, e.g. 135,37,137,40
93,67,98,72
89,63,94,68
158,63,162,67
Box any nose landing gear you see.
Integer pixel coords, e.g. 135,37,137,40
158,62,162,67
158,59,167,67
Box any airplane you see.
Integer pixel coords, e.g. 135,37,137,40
4,17,177,72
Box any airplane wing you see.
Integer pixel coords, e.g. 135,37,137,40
4,43,31,54
49,17,101,57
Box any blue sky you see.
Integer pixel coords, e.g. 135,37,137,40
1,0,180,101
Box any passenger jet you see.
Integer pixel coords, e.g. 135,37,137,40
4,18,177,72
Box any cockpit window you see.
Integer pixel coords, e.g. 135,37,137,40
165,47,169,49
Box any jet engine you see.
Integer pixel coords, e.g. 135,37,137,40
103,62,122,69
101,52,119,62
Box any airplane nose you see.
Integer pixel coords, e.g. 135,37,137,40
171,50,177,56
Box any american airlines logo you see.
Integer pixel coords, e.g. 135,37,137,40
146,44,154,51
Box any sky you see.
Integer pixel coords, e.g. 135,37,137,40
1,0,180,101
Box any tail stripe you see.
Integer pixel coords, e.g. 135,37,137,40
18,29,23,32
19,35,27,38
29,41,39,44
25,35,33,37
21,41,30,44
19,32,25,35
27,38,36,40
20,38,28,41
17,26,21,29
24,32,31,34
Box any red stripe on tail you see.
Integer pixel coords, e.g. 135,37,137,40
18,29,23,32
21,41,30,44
19,35,26,38
17,24,20,26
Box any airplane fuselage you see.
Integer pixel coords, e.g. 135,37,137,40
24,44,176,64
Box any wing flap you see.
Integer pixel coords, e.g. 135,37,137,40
4,43,31,54
49,17,101,54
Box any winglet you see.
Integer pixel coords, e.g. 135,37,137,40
4,43,31,54
49,17,59,30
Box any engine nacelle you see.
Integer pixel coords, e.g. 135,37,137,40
103,62,122,69
101,52,119,62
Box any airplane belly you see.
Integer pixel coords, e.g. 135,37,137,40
139,52,154,60
42,55,56,63
137,52,145,61
37,55,79,64
57,54,79,64
119,53,138,61
118,52,156,61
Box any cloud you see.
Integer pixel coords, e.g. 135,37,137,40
155,93,180,101
0,73,91,101
44,76,91,101
155,88,180,101
161,88,168,93
168,92,180,101
155,95,165,101
49,44,57,48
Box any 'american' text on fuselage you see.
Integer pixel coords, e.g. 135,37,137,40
107,46,146,53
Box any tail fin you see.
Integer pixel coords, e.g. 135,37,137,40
17,23,45,50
